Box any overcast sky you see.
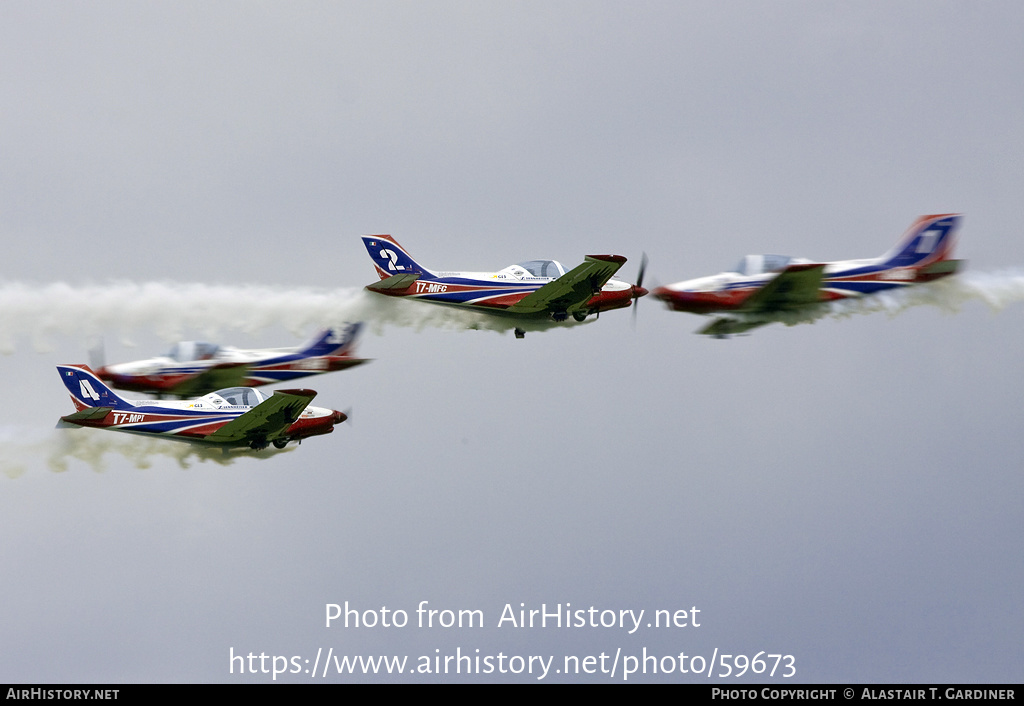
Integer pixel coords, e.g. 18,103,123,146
1,1,1022,683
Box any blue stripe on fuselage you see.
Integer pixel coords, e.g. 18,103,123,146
822,279,905,295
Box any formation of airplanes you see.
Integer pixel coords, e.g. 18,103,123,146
54,214,964,452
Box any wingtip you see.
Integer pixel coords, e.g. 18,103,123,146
274,388,317,399
585,254,628,264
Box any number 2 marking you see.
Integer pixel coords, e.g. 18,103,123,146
380,248,405,271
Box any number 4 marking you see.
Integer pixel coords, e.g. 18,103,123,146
79,379,101,401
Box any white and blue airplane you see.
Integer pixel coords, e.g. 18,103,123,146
361,234,648,337
95,323,368,398
58,364,347,451
652,214,965,336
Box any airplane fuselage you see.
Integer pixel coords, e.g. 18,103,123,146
99,353,364,394
371,269,640,318
63,394,343,444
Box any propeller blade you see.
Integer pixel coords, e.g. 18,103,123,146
636,252,648,289
632,252,648,330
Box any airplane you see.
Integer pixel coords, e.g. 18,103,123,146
56,364,347,451
94,323,368,398
651,214,965,336
360,234,648,337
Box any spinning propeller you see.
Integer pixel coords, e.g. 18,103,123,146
631,252,649,328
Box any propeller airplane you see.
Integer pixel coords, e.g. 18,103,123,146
94,323,368,398
57,364,347,451
651,214,964,336
361,234,648,338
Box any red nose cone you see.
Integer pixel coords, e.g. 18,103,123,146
633,286,649,299
333,410,347,424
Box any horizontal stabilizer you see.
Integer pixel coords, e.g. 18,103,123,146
58,406,112,427
366,273,421,292
921,259,965,276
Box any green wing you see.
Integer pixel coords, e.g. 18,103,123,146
167,364,250,398
507,255,626,315
697,318,770,337
741,264,826,312
205,390,316,446
697,264,826,337
366,273,421,292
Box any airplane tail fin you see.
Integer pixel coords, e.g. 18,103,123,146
57,364,134,412
877,214,961,270
298,322,364,357
361,234,432,281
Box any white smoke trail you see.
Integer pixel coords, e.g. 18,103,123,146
0,425,294,478
825,269,1024,322
2,270,1018,350
731,270,1024,330
0,280,582,352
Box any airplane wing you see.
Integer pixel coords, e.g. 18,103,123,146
204,389,316,446
695,265,826,337
507,255,626,315
167,363,251,398
366,272,421,293
740,263,826,312
697,318,770,337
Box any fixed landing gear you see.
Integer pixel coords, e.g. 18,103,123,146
514,328,526,339
572,311,588,322
273,439,289,449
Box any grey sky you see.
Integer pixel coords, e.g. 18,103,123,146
1,1,1022,683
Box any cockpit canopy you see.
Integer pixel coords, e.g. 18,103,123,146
203,386,270,408
166,341,221,362
732,254,794,276
515,259,566,278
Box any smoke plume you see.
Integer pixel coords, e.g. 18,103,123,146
0,425,294,478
